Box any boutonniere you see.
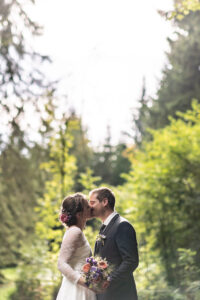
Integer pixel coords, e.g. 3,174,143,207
96,234,106,246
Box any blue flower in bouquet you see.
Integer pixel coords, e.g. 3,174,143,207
90,266,98,272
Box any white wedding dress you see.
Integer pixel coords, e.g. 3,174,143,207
56,226,96,300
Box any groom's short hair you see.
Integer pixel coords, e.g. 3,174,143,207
90,187,115,210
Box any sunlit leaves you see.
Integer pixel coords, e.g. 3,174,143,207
129,103,200,287
36,120,77,250
162,0,200,20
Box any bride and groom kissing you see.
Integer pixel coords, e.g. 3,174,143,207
56,187,139,300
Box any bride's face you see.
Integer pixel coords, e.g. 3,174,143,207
83,199,93,220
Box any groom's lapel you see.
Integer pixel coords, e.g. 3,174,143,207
104,213,120,236
94,214,120,255
94,240,98,255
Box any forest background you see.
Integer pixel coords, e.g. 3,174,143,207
0,0,200,299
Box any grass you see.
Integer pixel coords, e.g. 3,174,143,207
0,268,18,300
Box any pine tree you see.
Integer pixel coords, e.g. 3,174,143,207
0,0,51,131
133,11,200,141
0,125,40,266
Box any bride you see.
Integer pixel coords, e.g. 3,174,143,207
56,193,96,300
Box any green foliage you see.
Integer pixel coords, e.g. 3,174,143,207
0,131,42,267
136,248,200,299
67,114,94,191
169,0,200,20
4,117,80,300
129,78,151,145
0,0,51,135
127,103,200,291
8,239,60,300
0,273,5,285
79,168,101,192
10,278,43,300
0,0,52,268
36,118,77,253
2,101,200,299
0,284,16,300
0,268,18,300
177,248,200,298
92,128,131,186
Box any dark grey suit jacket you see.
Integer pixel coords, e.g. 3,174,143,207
94,214,139,300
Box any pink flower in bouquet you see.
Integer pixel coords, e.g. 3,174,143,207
98,261,108,270
82,263,91,273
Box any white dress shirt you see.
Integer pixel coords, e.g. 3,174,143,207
103,211,118,226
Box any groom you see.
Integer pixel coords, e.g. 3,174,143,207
89,187,139,300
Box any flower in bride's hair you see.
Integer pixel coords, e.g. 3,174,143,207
60,213,68,223
82,263,91,273
59,212,72,224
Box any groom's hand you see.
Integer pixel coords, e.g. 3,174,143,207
102,280,110,289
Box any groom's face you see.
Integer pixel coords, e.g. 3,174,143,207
89,192,104,218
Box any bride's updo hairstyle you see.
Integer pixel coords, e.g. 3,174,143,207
59,193,87,227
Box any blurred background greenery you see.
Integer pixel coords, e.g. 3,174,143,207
0,0,200,299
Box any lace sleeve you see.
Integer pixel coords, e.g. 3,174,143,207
57,226,84,284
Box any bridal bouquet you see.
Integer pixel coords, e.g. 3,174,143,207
82,256,112,291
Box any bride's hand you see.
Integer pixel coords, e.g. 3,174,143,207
77,277,86,287
78,278,97,293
